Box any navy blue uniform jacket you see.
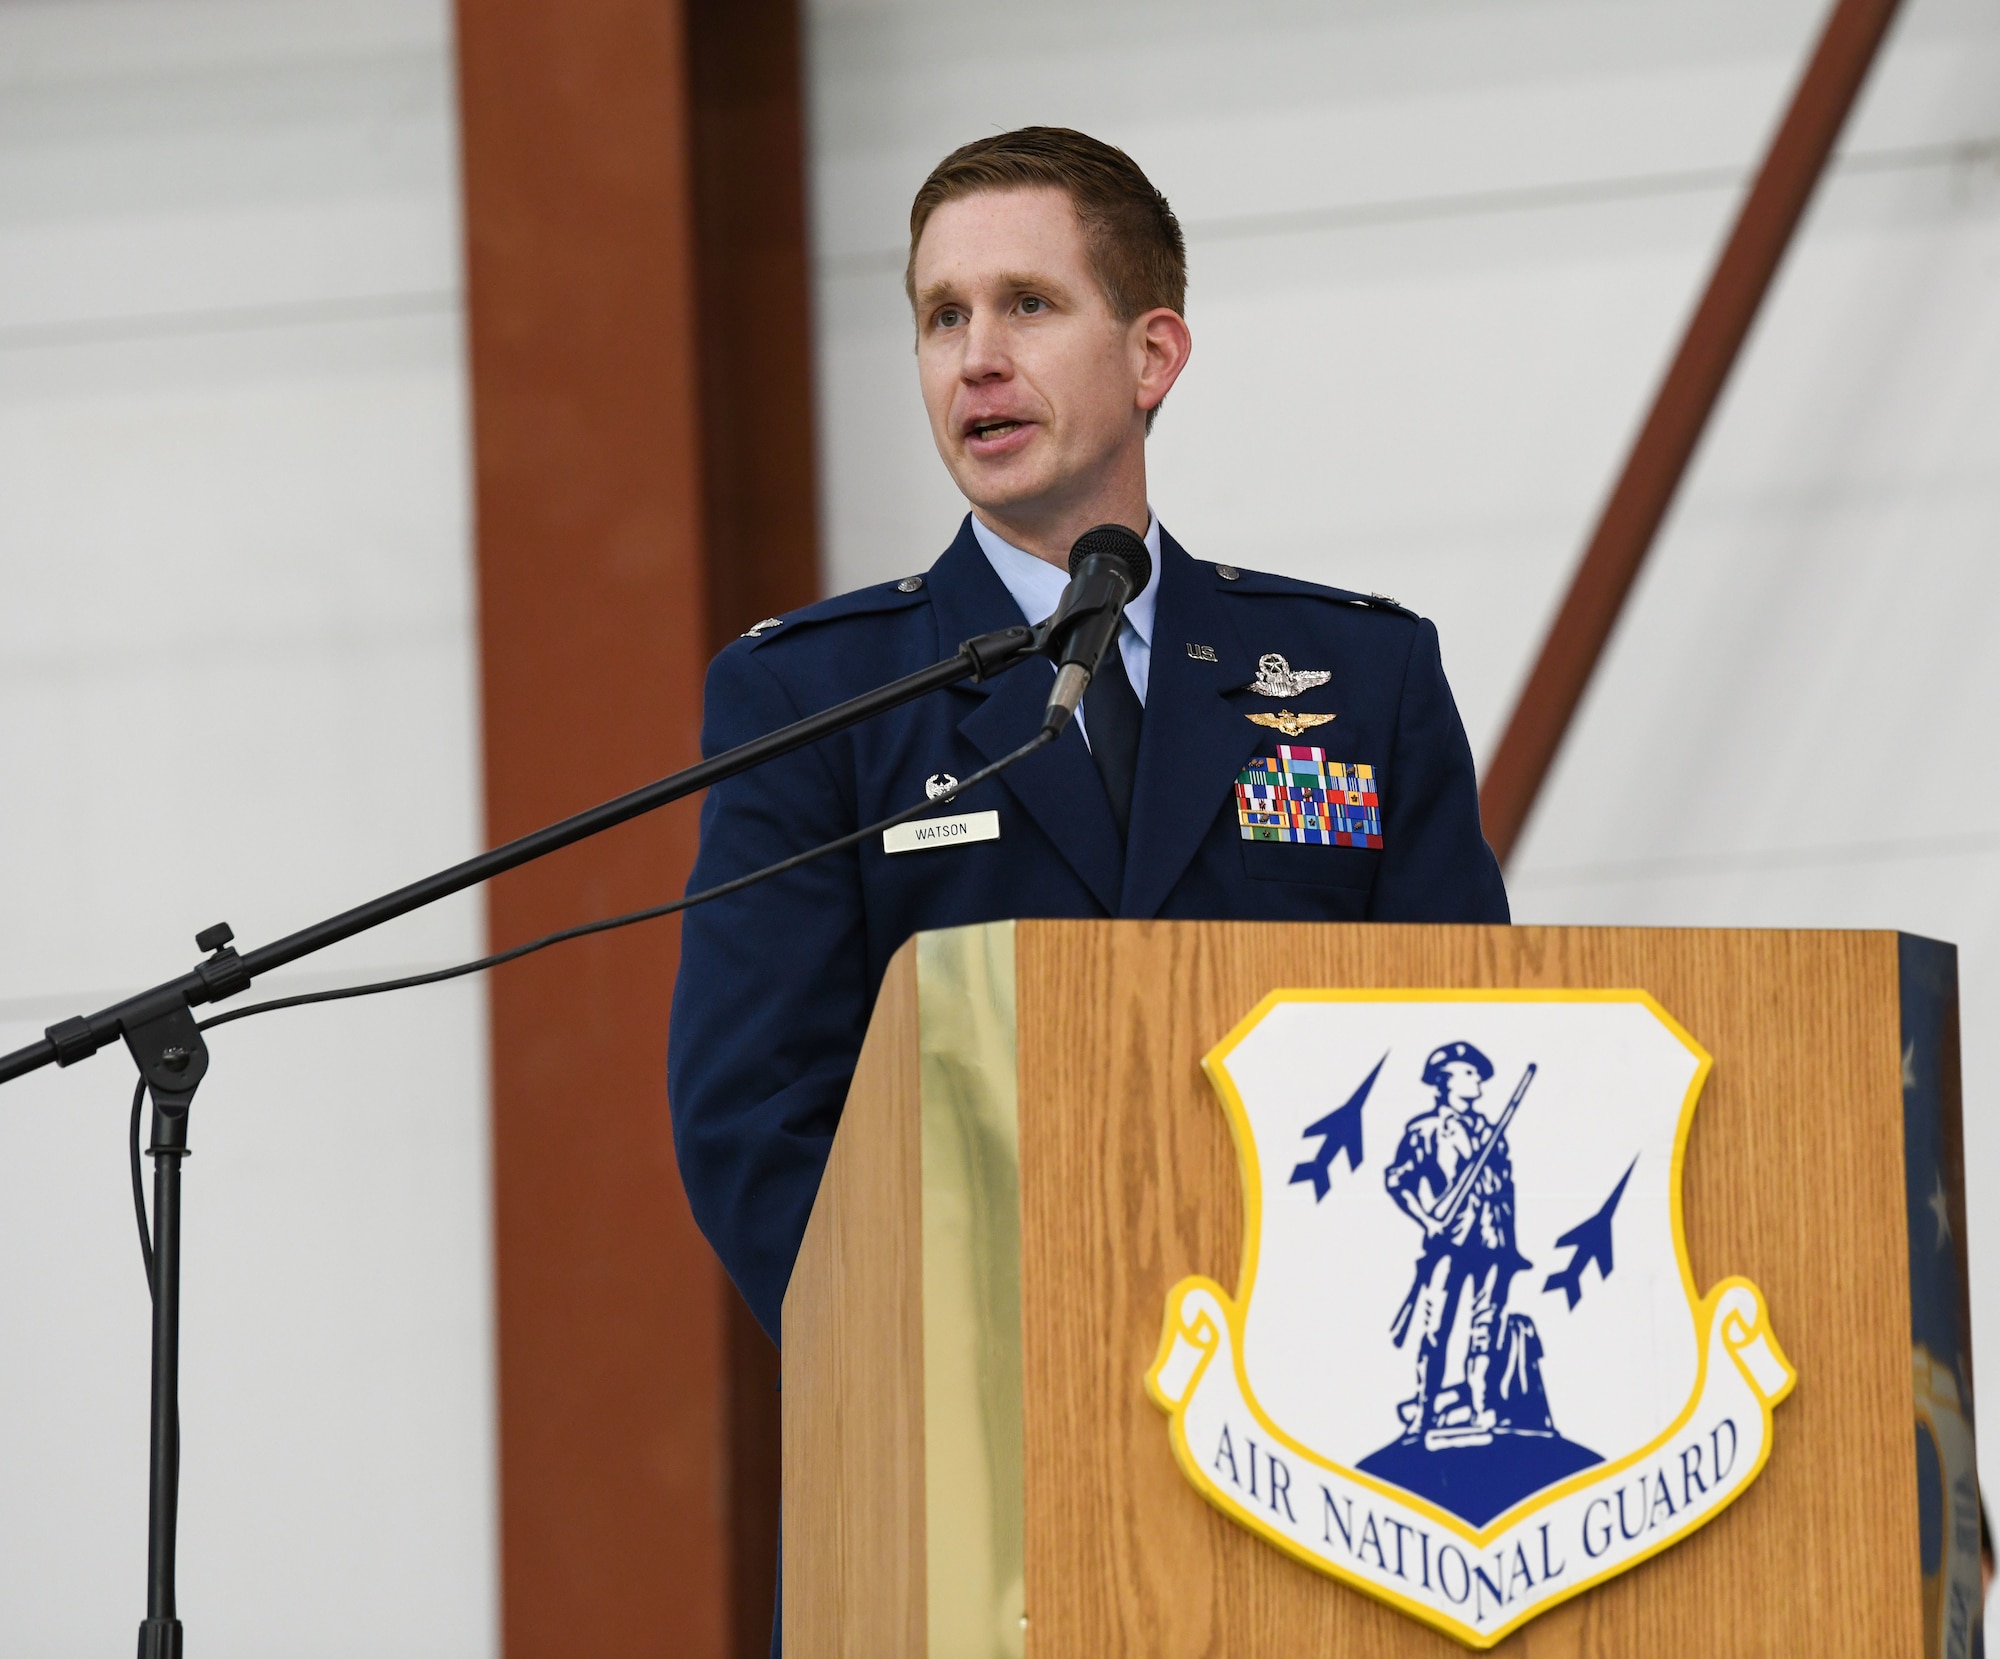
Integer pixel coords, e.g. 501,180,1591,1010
669,519,1508,1342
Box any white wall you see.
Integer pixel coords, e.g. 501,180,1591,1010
807,0,2000,1507
0,3,495,1653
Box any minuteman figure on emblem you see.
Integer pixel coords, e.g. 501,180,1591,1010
1362,1044,1601,1521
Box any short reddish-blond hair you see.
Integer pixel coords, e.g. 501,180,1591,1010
906,126,1187,323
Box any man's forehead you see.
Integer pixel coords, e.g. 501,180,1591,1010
912,187,1091,291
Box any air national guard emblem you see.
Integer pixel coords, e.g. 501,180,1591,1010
1147,991,1796,1647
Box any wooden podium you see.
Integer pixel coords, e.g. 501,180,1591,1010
783,921,1976,1656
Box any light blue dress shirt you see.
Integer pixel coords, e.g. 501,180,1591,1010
968,513,1163,747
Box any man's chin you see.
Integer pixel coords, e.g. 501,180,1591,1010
949,456,1063,521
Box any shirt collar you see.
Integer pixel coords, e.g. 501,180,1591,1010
968,512,1162,646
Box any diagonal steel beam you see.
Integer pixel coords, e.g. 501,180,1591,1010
1478,0,1908,867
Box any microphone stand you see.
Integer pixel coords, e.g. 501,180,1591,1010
0,620,1041,1659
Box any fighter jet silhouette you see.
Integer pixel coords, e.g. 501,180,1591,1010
1544,1159,1637,1309
1289,1054,1385,1201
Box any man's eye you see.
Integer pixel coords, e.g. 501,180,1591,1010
1019,296,1046,314
936,307,965,328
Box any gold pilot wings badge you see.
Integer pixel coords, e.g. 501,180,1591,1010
1247,709,1337,738
1146,991,1795,1648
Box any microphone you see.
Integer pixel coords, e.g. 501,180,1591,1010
1039,523,1153,738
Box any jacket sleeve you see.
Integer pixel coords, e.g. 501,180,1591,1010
667,642,869,1344
1369,618,1510,923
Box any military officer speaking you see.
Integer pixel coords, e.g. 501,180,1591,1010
669,127,1510,1348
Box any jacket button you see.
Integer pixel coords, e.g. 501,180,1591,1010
897,576,924,593
1216,564,1240,580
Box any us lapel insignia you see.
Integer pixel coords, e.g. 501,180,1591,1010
1148,996,1793,1648
1249,652,1331,697
1248,709,1337,738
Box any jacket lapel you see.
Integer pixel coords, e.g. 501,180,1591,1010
928,520,1126,914
1121,535,1259,919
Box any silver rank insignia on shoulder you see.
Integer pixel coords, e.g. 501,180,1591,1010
742,617,783,637
1248,652,1330,698
1247,709,1337,737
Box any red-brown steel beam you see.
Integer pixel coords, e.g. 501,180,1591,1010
456,0,816,1653
456,3,724,1651
1478,0,1907,867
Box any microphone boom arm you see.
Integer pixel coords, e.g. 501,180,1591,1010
0,619,1046,1088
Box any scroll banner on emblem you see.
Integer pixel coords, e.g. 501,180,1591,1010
1150,1277,1792,1645
1146,991,1796,1648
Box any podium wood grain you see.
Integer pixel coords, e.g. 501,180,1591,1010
786,922,1947,1656
783,951,925,1655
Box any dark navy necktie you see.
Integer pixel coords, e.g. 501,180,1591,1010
1084,635,1143,840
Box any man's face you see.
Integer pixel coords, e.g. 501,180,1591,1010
1439,1062,1485,1115
910,187,1164,530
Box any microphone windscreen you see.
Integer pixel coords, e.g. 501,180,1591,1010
1067,523,1152,594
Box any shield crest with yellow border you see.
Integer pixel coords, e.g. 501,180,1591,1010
1147,990,1796,1648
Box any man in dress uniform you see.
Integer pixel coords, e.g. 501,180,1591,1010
669,127,1509,1352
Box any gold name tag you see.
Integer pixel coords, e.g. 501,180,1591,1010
883,810,1000,855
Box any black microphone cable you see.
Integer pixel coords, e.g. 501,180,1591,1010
123,727,1052,1289
129,1075,154,1294
189,727,1054,1037
119,581,1086,1279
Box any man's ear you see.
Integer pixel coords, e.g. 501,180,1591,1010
1134,307,1192,416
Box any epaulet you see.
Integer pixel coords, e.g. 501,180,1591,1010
1205,560,1417,620
732,571,932,650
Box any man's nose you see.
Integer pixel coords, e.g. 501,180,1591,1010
960,307,1010,379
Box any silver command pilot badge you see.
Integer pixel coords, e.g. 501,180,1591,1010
1248,653,1331,698
1147,991,1795,1647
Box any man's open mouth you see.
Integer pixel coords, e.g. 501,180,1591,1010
969,418,1026,441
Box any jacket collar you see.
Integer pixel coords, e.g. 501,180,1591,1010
925,514,1029,659
928,518,1125,912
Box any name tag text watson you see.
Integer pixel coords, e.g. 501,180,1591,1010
882,810,1000,855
